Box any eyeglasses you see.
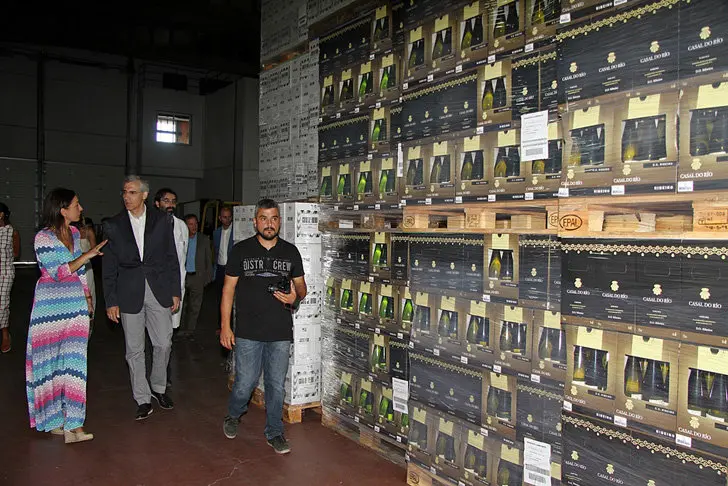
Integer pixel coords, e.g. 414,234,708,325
161,198,177,204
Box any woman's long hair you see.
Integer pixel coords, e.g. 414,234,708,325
0,202,10,223
42,188,76,233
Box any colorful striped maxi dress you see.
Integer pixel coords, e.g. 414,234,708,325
26,226,90,432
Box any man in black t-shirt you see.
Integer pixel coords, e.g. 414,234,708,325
219,198,307,454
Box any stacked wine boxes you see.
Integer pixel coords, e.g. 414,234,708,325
234,204,324,406
310,0,728,483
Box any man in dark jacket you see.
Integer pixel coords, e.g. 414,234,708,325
102,175,181,420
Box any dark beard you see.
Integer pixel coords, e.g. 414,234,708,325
257,228,279,241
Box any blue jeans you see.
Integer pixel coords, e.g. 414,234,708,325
228,338,291,440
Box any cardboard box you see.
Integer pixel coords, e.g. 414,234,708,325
532,310,568,384
353,159,377,205
375,385,402,438
615,334,679,439
399,286,415,334
391,236,410,283
459,424,492,486
562,411,727,486
356,376,378,426
369,107,391,155
356,59,377,107
516,379,564,453
518,235,556,309
376,50,401,103
371,5,393,53
492,443,523,485
401,144,432,200
461,299,496,367
376,283,399,332
369,333,391,382
677,344,728,456
356,281,378,326
486,129,524,200
325,276,340,311
432,412,464,482
375,156,400,203
338,65,358,112
493,305,534,375
478,60,513,129
318,115,369,163
485,233,520,303
297,243,323,277
458,1,490,66
431,296,467,362
429,13,459,75
318,164,336,202
233,205,256,242
408,403,436,467
334,160,355,203
290,324,322,365
482,371,518,440
284,362,320,406
488,0,526,57
456,133,491,200
339,278,359,316
426,140,457,199
678,79,728,192
678,0,728,82
320,73,337,115
369,232,392,279
390,337,410,381
564,326,618,420
280,202,321,245
409,234,466,293
405,24,430,83
412,291,435,337
524,122,562,199
524,0,560,47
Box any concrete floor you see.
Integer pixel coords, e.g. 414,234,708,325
0,267,405,485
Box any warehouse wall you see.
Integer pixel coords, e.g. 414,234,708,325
200,77,259,204
0,48,257,260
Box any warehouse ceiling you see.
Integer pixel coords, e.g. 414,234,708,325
0,0,261,77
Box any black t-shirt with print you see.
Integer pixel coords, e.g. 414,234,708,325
225,236,305,342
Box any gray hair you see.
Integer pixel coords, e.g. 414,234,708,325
124,174,150,193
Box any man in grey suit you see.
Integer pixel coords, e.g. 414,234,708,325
179,214,213,338
102,175,181,420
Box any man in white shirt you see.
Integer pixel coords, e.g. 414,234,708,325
102,175,180,420
154,188,188,331
212,207,234,334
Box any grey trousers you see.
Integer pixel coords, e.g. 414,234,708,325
121,280,173,405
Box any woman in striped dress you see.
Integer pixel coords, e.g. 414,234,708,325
26,188,106,444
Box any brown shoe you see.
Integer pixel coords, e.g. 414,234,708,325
50,427,64,436
64,428,94,444
1,330,11,353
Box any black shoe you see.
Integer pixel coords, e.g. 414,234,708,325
152,391,174,410
135,403,153,421
267,435,291,454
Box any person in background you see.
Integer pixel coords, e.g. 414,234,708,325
102,175,180,420
0,202,20,353
213,206,234,329
220,198,307,455
26,188,106,443
75,217,98,323
153,188,188,333
179,214,212,338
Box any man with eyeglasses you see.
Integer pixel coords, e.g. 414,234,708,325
102,175,181,420
154,188,188,335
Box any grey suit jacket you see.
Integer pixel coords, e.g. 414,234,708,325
191,233,213,285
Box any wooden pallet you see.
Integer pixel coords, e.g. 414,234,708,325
558,191,728,238
322,408,407,468
406,462,453,486
320,208,404,231
250,388,322,424
402,200,557,233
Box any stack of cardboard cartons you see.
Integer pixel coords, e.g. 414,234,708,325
253,203,324,406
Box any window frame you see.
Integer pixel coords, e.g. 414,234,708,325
155,113,192,145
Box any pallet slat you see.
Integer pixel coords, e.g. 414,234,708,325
250,388,322,424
